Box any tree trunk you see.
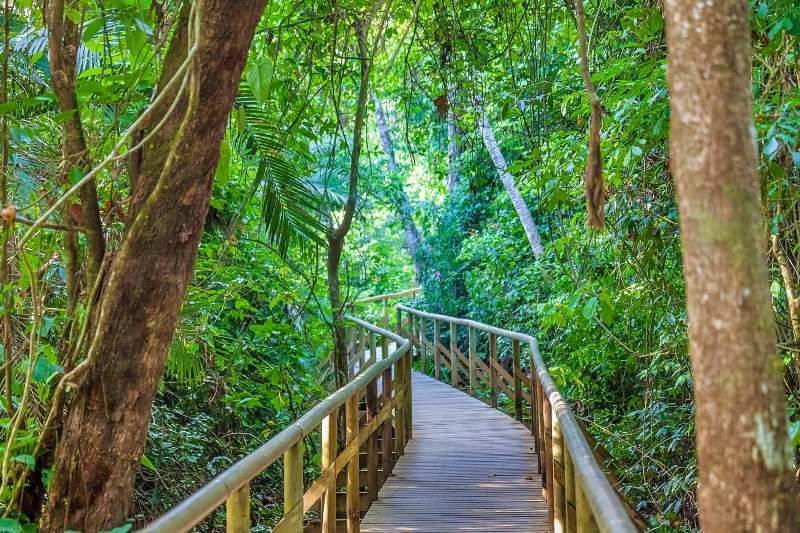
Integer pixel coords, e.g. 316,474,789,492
446,81,462,195
664,2,800,531
371,94,423,280
40,1,266,530
46,0,106,284
476,101,544,259
328,22,373,389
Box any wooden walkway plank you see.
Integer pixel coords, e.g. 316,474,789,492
361,372,549,533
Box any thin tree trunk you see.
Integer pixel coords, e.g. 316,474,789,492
371,94,423,280
771,229,800,347
328,20,374,389
46,0,106,284
446,82,462,194
574,0,605,229
476,100,544,258
40,1,266,530
664,2,800,531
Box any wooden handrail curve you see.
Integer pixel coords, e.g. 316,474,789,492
140,316,412,533
396,303,639,533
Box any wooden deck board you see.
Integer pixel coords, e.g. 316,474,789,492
361,372,549,533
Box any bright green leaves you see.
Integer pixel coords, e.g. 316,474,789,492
581,296,599,321
215,139,232,189
246,58,274,105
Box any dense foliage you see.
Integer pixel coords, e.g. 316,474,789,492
0,0,797,531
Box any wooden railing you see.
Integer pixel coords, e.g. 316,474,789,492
396,304,643,533
353,286,420,331
140,316,412,533
316,288,420,386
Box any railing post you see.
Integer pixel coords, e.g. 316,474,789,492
346,394,361,532
226,483,250,533
468,326,477,396
366,374,379,506
394,356,406,456
512,339,523,422
531,350,541,447
382,297,388,330
533,373,544,477
283,440,304,533
369,330,377,366
396,308,402,337
432,319,441,380
449,322,458,388
410,314,418,359
381,355,394,482
552,408,566,533
322,409,338,533
404,348,413,440
420,317,428,373
489,333,498,408
542,393,554,527
576,479,600,533
347,327,356,379
565,443,576,533
359,326,366,371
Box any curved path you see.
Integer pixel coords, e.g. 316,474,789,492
361,372,549,532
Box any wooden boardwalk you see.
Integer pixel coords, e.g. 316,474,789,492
361,372,549,532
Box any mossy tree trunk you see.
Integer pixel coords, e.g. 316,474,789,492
664,1,800,530
40,1,266,530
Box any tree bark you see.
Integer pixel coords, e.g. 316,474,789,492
476,100,544,259
664,2,800,531
40,1,266,530
371,94,423,280
574,0,605,229
328,21,373,389
46,0,106,284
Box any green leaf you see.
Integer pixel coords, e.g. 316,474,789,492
0,518,23,533
13,454,35,469
757,1,768,19
763,137,780,160
246,59,273,104
32,356,63,384
582,297,599,320
39,315,54,337
140,455,157,472
215,139,231,188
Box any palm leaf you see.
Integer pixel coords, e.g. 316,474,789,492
233,84,326,256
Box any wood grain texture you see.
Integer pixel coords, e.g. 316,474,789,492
361,372,548,532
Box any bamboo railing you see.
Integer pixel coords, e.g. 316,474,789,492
396,304,644,533
140,317,412,533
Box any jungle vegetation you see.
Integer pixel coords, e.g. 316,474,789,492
0,0,798,531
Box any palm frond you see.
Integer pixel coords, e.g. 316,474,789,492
233,84,326,256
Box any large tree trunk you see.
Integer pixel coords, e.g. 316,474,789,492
664,2,800,531
40,1,266,530
371,94,423,280
476,101,544,258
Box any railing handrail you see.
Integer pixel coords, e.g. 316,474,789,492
396,304,637,533
354,286,420,305
140,317,409,533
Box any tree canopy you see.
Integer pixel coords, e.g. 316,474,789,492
0,0,798,531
